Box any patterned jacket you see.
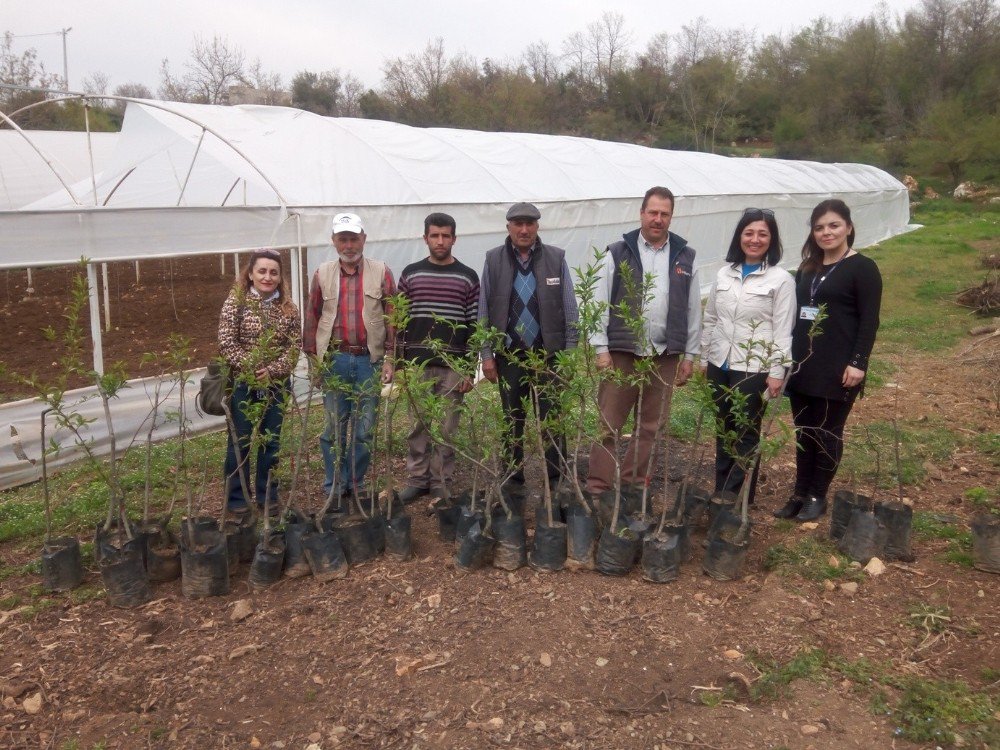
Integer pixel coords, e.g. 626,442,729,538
218,288,301,381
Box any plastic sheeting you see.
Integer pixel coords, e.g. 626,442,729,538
0,100,910,285
0,130,118,210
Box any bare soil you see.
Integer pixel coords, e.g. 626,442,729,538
1,259,999,750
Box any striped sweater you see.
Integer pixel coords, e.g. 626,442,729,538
398,258,480,367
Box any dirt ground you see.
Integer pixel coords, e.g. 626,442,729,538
1,260,999,749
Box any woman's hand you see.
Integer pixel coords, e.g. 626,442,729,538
381,360,395,384
842,365,865,388
765,375,784,399
254,366,270,381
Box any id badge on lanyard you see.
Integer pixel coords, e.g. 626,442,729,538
800,305,820,321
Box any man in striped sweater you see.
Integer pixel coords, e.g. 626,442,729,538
397,213,480,503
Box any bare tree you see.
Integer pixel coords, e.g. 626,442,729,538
185,35,247,104
523,40,559,84
243,59,285,105
158,58,195,102
586,11,633,92
81,71,110,96
338,72,365,117
110,81,152,114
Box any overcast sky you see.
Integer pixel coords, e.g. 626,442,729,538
6,0,923,94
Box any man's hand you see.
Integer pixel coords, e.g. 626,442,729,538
458,377,474,393
596,352,613,371
676,359,694,386
481,358,498,383
765,375,785,399
381,360,394,384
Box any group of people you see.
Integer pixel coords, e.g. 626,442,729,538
217,186,882,526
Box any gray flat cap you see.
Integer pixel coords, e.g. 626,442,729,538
506,202,541,221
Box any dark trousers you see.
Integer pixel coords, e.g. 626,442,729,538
496,353,564,485
224,380,287,509
707,364,769,504
789,391,857,500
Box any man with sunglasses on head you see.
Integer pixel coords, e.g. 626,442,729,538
586,186,702,497
304,212,396,501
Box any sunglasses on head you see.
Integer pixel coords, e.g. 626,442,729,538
742,207,775,219
252,249,281,260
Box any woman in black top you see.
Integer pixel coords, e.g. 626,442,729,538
774,199,882,522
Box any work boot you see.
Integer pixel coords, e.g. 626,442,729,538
795,496,827,522
773,496,805,519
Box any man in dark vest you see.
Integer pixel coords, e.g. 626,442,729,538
586,186,702,495
480,202,579,488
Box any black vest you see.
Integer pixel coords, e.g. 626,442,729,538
483,237,568,354
606,228,696,355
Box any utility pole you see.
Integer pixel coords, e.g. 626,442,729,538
61,27,72,91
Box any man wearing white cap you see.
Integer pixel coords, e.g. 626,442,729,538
304,213,396,499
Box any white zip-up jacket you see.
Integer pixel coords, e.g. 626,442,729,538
700,262,796,378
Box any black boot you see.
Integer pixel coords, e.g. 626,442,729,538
795,496,827,522
773,496,804,519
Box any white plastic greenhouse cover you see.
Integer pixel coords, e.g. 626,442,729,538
0,130,118,210
1,100,910,285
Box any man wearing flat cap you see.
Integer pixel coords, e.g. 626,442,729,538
304,212,396,501
479,202,578,489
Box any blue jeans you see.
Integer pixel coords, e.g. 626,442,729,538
319,353,380,495
224,380,288,510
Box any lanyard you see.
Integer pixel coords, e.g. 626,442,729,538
809,252,850,305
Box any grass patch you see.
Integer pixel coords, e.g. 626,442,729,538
973,433,1000,468
762,538,861,582
906,602,953,634
745,647,828,701
841,417,960,488
889,676,999,746
911,511,974,567
739,646,1000,746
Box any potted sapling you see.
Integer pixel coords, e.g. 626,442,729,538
701,329,794,581
406,319,513,570
641,382,714,583
22,269,150,605
323,363,381,566
288,366,350,582
2,278,91,594
594,266,658,577
521,345,568,572
969,489,1000,575
547,252,607,570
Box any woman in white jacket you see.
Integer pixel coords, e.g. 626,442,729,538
700,209,796,505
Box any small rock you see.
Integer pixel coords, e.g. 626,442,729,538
864,557,886,577
559,721,575,736
848,561,862,569
723,649,743,660
427,594,441,609
230,599,254,622
404,586,415,595
22,692,42,714
800,724,820,736
250,738,261,749
539,652,552,667
330,727,347,736
308,732,322,742
305,745,321,750
228,644,263,660
800,522,819,530
807,608,823,622
486,717,504,730
827,555,840,568
823,579,836,591
840,582,859,596
533,721,547,733
595,657,609,667
977,589,985,598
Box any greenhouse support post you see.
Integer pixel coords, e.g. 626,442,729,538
86,263,104,375
101,263,110,332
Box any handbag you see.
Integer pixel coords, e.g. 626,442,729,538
197,362,229,417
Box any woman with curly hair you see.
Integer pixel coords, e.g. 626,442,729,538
218,249,300,514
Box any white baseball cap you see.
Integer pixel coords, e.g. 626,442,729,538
331,212,365,235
